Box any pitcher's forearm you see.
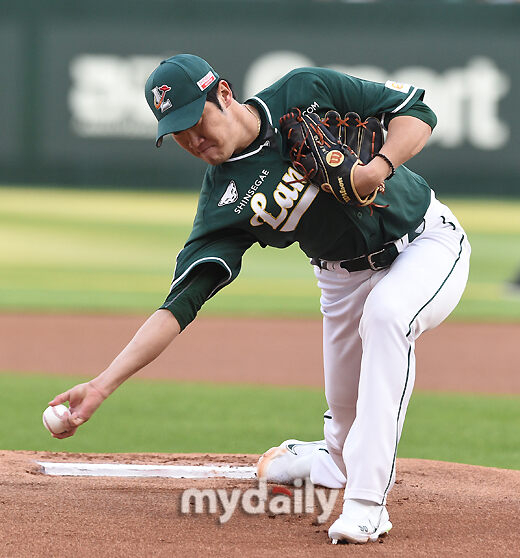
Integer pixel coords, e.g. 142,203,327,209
354,116,432,197
380,115,432,168
90,309,180,396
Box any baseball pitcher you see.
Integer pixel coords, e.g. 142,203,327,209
49,54,470,544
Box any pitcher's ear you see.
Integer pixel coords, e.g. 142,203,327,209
218,80,234,108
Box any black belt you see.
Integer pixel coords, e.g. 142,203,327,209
311,219,425,273
311,243,399,272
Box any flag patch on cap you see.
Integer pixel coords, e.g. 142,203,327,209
197,71,217,91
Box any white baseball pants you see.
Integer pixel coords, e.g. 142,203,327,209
310,192,471,504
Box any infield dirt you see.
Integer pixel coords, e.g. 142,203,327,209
1,314,519,393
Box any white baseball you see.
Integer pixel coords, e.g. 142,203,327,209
42,404,71,435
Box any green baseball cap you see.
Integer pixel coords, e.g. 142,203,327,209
145,54,219,147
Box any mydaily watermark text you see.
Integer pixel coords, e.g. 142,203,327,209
180,478,338,524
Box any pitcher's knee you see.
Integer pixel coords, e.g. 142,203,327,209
360,296,407,336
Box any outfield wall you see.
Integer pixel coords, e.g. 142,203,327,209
1,1,519,195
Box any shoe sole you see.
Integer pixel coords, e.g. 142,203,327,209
256,446,288,480
330,520,392,544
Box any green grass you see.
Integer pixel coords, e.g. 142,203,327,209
2,188,517,468
1,372,327,455
0,186,519,321
2,372,518,470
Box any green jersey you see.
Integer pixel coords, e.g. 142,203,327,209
162,67,436,330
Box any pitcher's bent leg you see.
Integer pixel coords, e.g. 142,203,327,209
343,217,470,503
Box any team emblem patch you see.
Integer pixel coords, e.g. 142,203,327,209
326,150,344,167
151,84,172,113
384,80,411,94
218,180,238,206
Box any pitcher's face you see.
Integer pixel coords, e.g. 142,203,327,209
175,103,235,164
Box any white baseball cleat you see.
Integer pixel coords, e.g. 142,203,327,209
328,498,392,544
256,439,328,484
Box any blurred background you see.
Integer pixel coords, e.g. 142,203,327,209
1,0,519,194
0,1,519,462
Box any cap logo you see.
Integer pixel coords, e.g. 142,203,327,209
152,84,173,113
197,71,216,92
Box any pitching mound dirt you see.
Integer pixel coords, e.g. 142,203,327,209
1,451,519,557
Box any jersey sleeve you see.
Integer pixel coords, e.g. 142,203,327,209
330,74,436,130
385,99,437,130
159,229,255,331
358,79,425,120
254,67,436,133
160,262,228,331
318,69,435,129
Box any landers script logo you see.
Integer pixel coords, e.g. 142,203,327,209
249,167,319,232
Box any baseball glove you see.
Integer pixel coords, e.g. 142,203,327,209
325,111,384,164
279,109,385,206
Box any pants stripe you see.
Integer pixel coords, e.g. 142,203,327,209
381,232,466,503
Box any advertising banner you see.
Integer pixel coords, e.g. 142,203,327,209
1,2,519,195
